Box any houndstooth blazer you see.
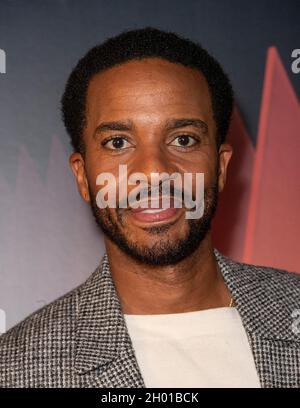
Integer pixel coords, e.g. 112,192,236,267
1,248,300,388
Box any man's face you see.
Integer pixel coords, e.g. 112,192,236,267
70,58,232,265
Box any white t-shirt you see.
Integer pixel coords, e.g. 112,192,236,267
124,307,261,388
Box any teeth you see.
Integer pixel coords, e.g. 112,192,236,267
141,208,166,214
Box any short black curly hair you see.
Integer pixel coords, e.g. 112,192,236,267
61,27,234,154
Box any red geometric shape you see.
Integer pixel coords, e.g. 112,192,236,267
243,47,300,272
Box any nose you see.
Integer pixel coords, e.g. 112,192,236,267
130,145,178,184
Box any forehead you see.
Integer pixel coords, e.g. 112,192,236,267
85,58,213,127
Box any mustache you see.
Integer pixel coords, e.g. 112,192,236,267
117,181,196,210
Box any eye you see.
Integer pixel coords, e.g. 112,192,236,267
102,136,132,150
169,134,199,148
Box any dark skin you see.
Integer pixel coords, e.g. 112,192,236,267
69,58,233,314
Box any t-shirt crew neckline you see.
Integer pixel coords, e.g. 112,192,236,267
124,306,242,339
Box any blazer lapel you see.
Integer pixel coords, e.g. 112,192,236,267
214,248,300,387
74,254,145,387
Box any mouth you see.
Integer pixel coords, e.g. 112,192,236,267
130,206,181,223
128,196,184,225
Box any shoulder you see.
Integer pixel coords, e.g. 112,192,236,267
216,248,300,285
0,268,97,387
215,248,300,308
244,260,300,306
1,283,78,344
238,259,300,291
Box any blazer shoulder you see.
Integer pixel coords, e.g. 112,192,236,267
240,259,300,286
0,262,105,345
230,257,300,308
0,286,78,353
215,249,300,306
0,263,105,387
216,248,300,287
2,283,79,339
0,273,91,387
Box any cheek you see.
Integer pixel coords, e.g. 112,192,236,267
174,144,217,172
84,160,118,197
179,161,217,191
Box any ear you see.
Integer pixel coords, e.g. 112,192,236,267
217,143,233,193
69,152,90,202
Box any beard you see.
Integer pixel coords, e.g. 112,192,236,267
88,178,219,266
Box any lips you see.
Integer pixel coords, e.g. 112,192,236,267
129,196,182,223
130,206,180,223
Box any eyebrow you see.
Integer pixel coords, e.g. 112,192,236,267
93,117,208,137
94,120,134,136
165,118,208,133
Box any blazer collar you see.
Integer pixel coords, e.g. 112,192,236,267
214,249,300,342
74,248,299,376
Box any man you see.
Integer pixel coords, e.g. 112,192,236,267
0,27,299,388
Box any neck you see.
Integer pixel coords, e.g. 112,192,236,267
105,232,232,315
